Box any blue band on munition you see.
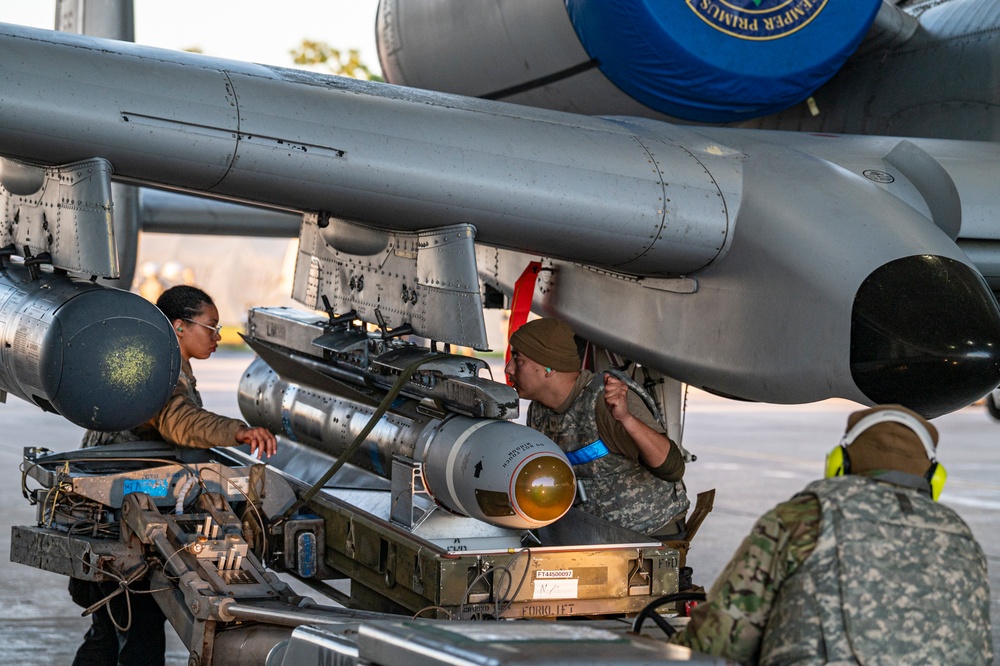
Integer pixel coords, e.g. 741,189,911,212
566,439,610,466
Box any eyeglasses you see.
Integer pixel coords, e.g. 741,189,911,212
183,319,223,335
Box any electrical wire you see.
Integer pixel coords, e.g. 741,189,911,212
459,548,531,620
491,547,531,618
412,605,455,620
174,474,197,514
78,561,150,632
158,543,195,582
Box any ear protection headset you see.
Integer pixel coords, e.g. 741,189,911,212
825,409,946,500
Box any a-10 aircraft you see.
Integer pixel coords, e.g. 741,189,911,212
4,0,1000,664
2,0,999,425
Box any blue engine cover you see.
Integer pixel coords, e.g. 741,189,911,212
565,0,882,123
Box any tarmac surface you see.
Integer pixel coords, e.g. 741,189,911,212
1,349,998,664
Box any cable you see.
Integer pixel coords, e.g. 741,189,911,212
20,459,44,502
174,474,197,514
78,561,150,632
458,548,531,620
492,548,531,618
630,591,707,637
412,605,454,620
605,365,697,463
603,368,665,427
277,353,451,523
47,482,64,528
28,455,201,476
158,544,195,582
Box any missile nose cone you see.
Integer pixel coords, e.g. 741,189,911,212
851,255,1000,418
512,454,576,524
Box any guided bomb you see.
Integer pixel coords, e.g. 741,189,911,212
237,307,576,530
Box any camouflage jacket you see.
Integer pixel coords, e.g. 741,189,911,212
528,372,689,535
82,358,244,449
671,476,993,665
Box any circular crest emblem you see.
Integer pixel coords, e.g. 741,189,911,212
686,0,830,40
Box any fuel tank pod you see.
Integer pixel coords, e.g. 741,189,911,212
0,263,180,430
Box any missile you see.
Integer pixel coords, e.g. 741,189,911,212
238,357,575,530
236,308,575,530
0,262,180,430
0,24,998,415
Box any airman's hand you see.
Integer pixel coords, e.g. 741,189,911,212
235,426,278,459
603,374,633,423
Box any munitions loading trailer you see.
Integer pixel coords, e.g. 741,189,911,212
13,442,720,664
11,302,717,664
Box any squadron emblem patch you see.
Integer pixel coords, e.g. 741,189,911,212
686,0,829,40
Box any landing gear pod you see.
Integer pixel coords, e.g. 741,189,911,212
0,263,180,430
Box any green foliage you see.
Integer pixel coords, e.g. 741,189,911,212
290,39,384,82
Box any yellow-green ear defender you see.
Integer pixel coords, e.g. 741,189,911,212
824,409,946,500
824,442,849,479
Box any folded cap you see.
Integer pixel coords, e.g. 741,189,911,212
509,318,581,372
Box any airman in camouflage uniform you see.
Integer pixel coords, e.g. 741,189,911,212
670,405,993,665
507,318,687,537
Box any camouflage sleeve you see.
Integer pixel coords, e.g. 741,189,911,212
669,494,821,664
646,443,685,481
149,372,245,449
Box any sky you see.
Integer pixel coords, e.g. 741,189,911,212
0,0,382,73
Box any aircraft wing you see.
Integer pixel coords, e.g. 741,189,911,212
0,22,998,418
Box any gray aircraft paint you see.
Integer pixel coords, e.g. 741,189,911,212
55,0,139,289
0,20,997,414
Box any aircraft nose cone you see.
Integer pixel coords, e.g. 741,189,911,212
851,255,1000,418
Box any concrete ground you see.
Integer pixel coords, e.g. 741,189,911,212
1,349,997,664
